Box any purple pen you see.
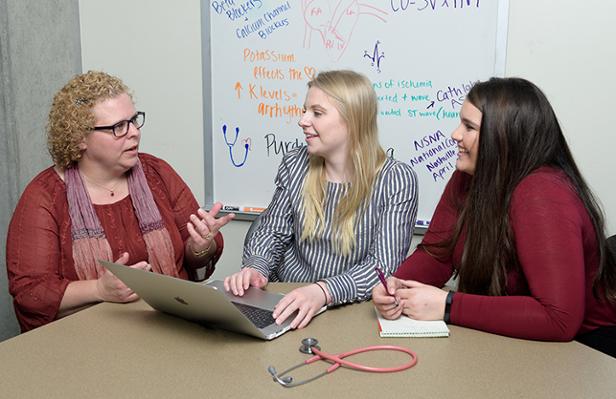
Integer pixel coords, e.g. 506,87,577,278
375,267,398,305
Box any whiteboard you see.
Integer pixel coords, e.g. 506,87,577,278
204,0,509,226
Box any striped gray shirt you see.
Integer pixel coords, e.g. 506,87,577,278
243,147,418,305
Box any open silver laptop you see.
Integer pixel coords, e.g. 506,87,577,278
100,260,323,340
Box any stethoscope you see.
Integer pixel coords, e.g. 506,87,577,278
267,338,418,388
221,124,249,167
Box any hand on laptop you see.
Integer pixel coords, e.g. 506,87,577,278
272,283,329,329
97,252,151,303
224,267,267,296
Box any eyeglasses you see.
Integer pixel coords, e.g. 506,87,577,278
92,111,145,137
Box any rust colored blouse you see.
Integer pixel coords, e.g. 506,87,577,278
6,153,223,332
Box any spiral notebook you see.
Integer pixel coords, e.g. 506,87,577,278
375,309,450,338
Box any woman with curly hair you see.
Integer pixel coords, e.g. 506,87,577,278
6,71,233,332
373,77,616,356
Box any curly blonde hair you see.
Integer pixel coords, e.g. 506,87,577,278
47,71,131,168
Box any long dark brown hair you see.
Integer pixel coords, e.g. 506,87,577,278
423,77,615,300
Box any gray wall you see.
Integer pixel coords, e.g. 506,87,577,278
0,0,81,341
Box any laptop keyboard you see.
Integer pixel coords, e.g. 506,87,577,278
232,302,276,329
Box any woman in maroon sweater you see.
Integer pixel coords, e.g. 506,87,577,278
373,77,616,356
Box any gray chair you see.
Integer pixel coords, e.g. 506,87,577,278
576,234,616,358
607,235,616,260
244,213,264,247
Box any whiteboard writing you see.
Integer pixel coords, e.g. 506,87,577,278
206,0,507,226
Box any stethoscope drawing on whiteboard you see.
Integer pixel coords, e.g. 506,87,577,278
222,124,250,167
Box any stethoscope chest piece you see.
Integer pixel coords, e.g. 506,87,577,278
299,337,320,354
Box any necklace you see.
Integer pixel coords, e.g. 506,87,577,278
81,173,123,197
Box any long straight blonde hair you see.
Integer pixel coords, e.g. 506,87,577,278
300,70,386,255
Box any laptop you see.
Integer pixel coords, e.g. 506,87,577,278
100,260,324,340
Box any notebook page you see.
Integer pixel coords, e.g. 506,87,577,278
375,308,449,338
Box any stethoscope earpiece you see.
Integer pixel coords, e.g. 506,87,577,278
267,366,293,386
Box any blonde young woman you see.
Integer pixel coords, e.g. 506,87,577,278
224,70,418,328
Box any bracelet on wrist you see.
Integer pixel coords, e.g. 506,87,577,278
314,282,329,305
192,241,212,257
444,290,455,323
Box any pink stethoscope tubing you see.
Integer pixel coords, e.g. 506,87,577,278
268,339,418,388
307,344,417,373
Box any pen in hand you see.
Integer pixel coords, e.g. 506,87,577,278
375,267,399,306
